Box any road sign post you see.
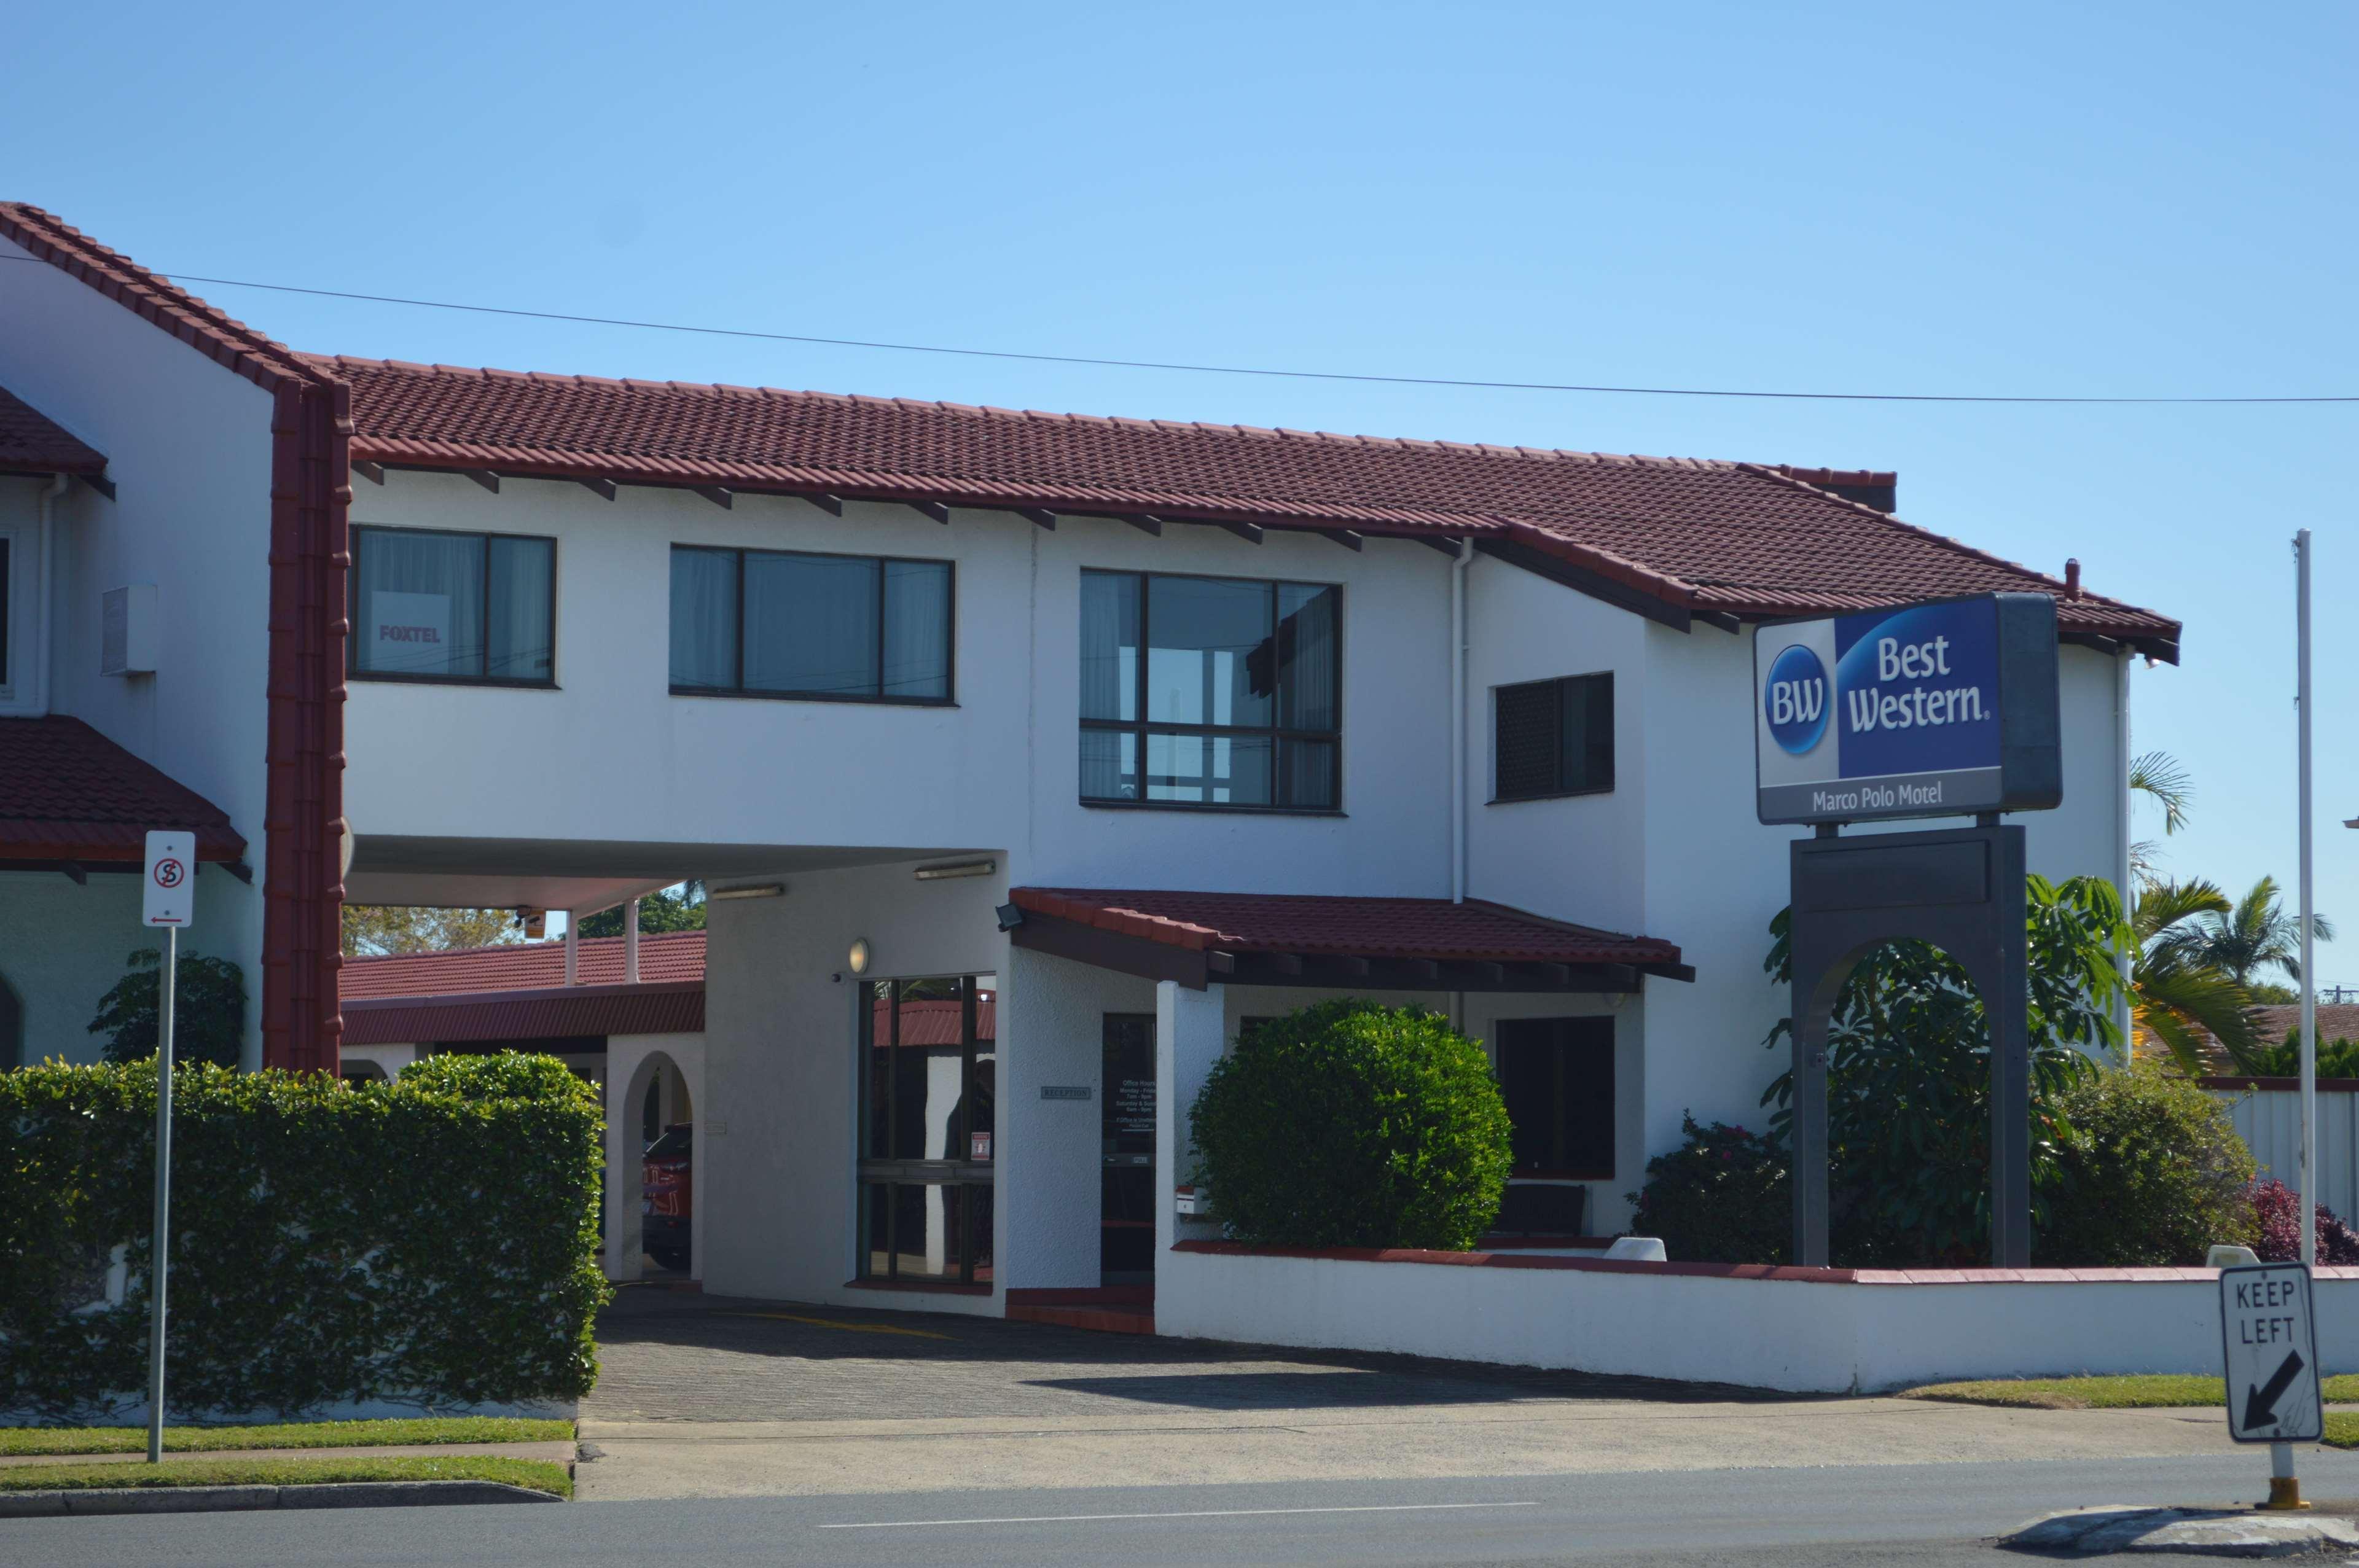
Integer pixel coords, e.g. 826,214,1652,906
140,830,193,1465
2220,1261,2323,1510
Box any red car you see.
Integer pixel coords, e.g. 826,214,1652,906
642,1123,692,1273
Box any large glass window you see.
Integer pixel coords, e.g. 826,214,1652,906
1079,571,1340,810
350,526,555,685
670,546,952,703
1495,1016,1616,1178
858,975,996,1285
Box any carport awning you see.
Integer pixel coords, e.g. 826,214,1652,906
0,716,246,873
1004,887,1691,993
342,979,705,1046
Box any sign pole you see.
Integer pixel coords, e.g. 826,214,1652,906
146,923,174,1464
2296,529,2317,1274
138,828,194,1467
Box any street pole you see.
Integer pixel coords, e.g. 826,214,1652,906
146,924,176,1464
2298,530,2317,1274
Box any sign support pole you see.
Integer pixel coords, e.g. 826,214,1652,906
146,924,175,1465
2296,528,2317,1275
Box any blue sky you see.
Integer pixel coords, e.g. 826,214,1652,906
8,2,2353,975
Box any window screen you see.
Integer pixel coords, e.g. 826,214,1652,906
1492,673,1613,800
1494,1016,1616,1177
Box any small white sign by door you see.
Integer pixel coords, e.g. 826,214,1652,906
142,831,195,929
2220,1262,2322,1443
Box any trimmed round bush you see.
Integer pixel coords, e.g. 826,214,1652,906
1187,999,1511,1250
1627,1116,1790,1265
2036,1059,2257,1266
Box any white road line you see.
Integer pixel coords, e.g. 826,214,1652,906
821,1500,1541,1529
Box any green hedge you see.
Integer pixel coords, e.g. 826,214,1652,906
0,1053,608,1421
1188,999,1511,1250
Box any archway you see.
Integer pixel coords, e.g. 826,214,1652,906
604,1037,705,1281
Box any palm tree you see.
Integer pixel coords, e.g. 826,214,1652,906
2130,878,2261,1073
2127,750,2193,888
2192,875,2335,988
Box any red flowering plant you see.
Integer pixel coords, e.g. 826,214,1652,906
2249,1179,2359,1266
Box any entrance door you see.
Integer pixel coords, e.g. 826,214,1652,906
1100,1014,1156,1283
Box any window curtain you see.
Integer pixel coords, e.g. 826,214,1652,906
487,537,554,681
1277,583,1337,732
358,529,483,677
745,552,878,695
669,548,738,688
1078,572,1137,720
881,560,951,698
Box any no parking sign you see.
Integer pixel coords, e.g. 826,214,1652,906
143,831,194,927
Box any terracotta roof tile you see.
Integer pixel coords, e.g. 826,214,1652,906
1009,888,1681,970
0,717,245,862
302,354,2177,654
0,384,105,476
340,930,706,997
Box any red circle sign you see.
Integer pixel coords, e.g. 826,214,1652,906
154,858,186,889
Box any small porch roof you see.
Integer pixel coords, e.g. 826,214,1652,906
342,980,706,1047
0,716,246,874
1004,887,1691,993
0,383,107,480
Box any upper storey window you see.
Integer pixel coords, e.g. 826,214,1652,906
669,546,953,703
1079,570,1340,811
350,526,555,686
1492,673,1613,802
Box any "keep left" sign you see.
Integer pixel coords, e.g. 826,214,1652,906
2219,1262,2322,1444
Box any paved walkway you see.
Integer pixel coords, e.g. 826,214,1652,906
576,1286,2251,1500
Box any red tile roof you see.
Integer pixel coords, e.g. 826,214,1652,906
0,716,245,863
342,980,703,1047
0,384,105,477
300,353,2177,657
1009,888,1683,972
340,930,706,997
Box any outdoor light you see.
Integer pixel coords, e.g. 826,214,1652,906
709,883,785,901
914,858,996,881
848,938,871,975
995,903,1025,932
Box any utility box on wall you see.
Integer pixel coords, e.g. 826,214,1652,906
101,584,157,676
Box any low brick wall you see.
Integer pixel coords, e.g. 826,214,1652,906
1161,1241,2359,1394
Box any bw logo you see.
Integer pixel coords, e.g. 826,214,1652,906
1764,644,1829,755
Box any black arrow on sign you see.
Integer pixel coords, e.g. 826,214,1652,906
2244,1349,2306,1431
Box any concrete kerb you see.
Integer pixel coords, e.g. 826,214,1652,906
0,1480,561,1517
2003,1505,2359,1556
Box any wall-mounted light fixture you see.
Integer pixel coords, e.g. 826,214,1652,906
995,903,1025,932
914,858,996,881
848,938,872,975
710,883,785,901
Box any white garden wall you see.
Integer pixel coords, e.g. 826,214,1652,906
1157,1245,2358,1394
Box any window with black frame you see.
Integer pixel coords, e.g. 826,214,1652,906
1494,1016,1616,1179
670,545,952,703
1492,672,1613,802
350,525,555,685
858,975,996,1285
1079,570,1340,810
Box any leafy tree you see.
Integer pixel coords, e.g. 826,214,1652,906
342,905,521,958
2037,1059,2257,1265
1760,875,2125,1265
87,949,248,1069
2190,875,2334,988
2240,1029,2359,1079
577,883,706,938
1189,999,1511,1250
2130,878,2259,1072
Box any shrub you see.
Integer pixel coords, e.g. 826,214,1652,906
1188,999,1511,1250
1627,1117,1789,1264
0,1053,608,1420
2036,1060,2257,1266
88,949,248,1069
2250,1179,2359,1265
2241,1031,2359,1080
1761,875,2123,1264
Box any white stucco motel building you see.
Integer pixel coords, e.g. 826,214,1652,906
1,203,2228,1387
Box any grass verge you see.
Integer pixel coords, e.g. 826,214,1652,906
0,1454,570,1497
1903,1373,2359,1410
2323,1413,2359,1449
0,1416,572,1457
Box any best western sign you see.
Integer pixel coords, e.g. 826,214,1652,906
1753,593,2062,826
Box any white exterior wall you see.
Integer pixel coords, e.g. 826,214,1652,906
1160,1249,2359,1394
0,235,278,1068
344,475,1453,896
